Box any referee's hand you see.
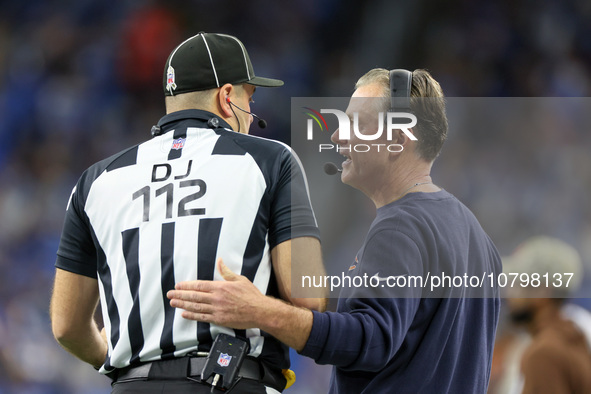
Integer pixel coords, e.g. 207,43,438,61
167,259,267,329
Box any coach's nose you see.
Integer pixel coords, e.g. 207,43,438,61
331,128,347,145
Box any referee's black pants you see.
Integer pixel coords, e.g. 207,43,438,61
111,378,278,393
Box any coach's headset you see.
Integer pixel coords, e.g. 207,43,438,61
389,69,413,111
324,69,413,176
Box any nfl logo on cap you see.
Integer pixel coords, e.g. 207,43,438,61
217,353,232,367
166,66,177,92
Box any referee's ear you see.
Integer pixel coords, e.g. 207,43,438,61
217,83,235,118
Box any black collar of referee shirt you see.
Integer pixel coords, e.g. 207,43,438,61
157,109,233,133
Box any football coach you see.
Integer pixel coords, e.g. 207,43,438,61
168,68,502,393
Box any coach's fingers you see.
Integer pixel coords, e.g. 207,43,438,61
167,289,214,304
174,280,215,292
181,310,215,323
169,297,215,314
217,258,247,282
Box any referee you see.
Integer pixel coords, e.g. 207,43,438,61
50,32,324,393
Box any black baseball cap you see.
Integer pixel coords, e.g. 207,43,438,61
163,32,284,96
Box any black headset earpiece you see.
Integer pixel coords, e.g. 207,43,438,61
389,69,413,111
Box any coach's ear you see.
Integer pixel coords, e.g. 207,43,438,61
391,127,416,145
387,128,414,159
217,84,234,118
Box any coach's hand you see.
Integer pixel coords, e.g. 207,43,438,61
167,258,266,329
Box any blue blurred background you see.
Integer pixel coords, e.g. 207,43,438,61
1,0,591,392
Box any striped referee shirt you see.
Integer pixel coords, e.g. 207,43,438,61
55,109,320,374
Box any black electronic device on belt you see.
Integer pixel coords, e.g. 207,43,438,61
201,333,249,391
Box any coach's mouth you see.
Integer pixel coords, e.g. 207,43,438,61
340,150,352,166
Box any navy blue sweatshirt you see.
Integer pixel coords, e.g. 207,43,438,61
300,190,501,393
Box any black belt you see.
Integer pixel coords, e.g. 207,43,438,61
113,356,283,391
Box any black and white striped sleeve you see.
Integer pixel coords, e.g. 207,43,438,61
55,174,98,278
268,147,320,248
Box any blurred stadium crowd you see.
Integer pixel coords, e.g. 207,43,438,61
0,0,590,392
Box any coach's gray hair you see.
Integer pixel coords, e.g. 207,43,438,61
355,68,448,162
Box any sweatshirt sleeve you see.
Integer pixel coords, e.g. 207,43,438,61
300,229,423,371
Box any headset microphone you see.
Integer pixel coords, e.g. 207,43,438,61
226,97,267,129
324,162,342,175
